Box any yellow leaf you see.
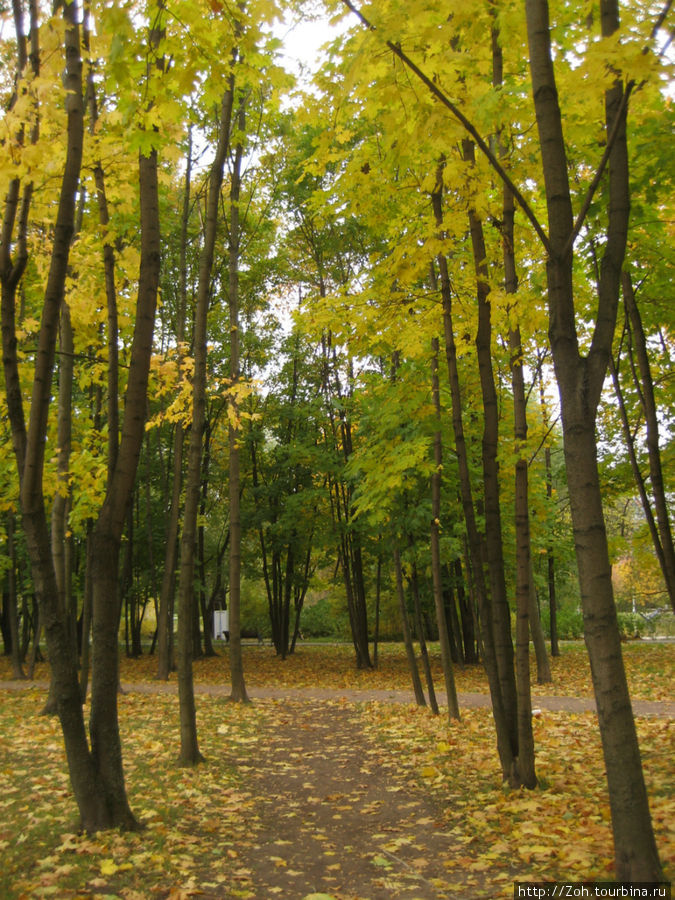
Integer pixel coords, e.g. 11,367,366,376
99,858,118,876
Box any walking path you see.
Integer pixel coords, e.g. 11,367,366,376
2,678,672,717
2,679,671,898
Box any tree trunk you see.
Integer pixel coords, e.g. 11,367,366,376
227,95,249,703
6,514,25,678
88,59,163,826
431,185,516,781
528,559,552,684
156,130,192,679
393,547,425,706
199,421,215,657
45,301,77,715
409,558,438,715
373,551,381,668
79,525,93,701
176,76,235,760
537,369,560,655
0,0,117,832
494,25,537,781
464,141,518,761
615,272,675,611
453,558,478,664
442,576,463,665
349,540,372,668
156,422,183,678
430,337,459,719
526,0,663,878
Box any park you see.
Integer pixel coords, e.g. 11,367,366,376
0,0,673,895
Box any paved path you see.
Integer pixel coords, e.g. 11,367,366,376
2,679,672,717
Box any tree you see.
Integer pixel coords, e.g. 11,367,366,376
248,333,323,658
155,136,191,680
87,0,166,829
277,124,377,668
327,0,666,876
608,272,674,612
430,337,460,719
0,0,175,831
0,0,107,829
175,53,237,762
524,0,663,878
226,87,250,703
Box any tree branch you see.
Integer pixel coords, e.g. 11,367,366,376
562,79,634,259
339,0,551,253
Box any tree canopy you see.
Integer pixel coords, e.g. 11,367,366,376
0,0,672,880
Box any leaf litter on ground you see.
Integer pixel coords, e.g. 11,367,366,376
2,641,672,702
0,641,672,898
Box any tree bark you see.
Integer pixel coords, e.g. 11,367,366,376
494,23,538,779
432,234,516,780
430,337,459,719
198,420,216,657
409,558,439,715
393,547,425,706
453,558,478,664
537,369,559,655
464,141,519,763
88,132,160,827
618,272,675,611
5,514,25,678
0,0,118,832
79,524,93,701
45,301,77,716
227,95,249,703
156,129,192,679
526,0,663,878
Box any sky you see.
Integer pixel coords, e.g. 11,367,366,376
273,3,353,83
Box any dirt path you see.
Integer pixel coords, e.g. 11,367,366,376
221,699,483,900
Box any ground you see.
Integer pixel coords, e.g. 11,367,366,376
0,643,672,899
227,698,474,899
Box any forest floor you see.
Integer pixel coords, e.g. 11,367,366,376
0,642,672,900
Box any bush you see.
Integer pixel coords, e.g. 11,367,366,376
554,605,584,640
301,596,341,638
616,611,646,640
240,579,271,638
541,606,650,641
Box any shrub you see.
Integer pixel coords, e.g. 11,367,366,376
554,605,584,640
300,597,338,638
616,611,646,640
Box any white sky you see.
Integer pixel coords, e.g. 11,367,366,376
273,4,352,83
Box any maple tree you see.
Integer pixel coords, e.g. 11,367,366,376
0,2,672,887
174,12,242,763
299,0,671,879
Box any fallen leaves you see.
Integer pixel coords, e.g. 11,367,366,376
1,690,265,899
359,700,674,894
2,641,672,702
0,643,672,899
